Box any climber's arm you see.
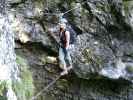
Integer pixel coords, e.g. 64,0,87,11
65,31,70,49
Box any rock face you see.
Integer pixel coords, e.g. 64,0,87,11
16,42,133,100
10,0,133,81
1,0,133,100
67,0,133,82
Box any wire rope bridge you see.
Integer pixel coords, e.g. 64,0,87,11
31,0,88,100
31,75,62,100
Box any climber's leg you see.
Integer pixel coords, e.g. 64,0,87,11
59,47,68,75
65,49,72,70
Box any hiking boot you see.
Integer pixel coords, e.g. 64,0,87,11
60,70,68,76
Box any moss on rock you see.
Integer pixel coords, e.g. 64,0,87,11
126,65,133,73
123,0,130,14
56,79,69,90
82,48,103,66
12,55,34,100
0,81,7,100
0,80,13,100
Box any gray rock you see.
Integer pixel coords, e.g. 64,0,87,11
8,0,133,82
2,0,133,99
7,0,22,4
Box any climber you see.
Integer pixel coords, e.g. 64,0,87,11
59,22,72,76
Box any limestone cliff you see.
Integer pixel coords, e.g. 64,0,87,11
0,0,133,100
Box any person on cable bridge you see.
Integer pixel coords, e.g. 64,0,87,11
59,22,72,76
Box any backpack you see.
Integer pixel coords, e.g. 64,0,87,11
67,25,77,44
60,25,77,46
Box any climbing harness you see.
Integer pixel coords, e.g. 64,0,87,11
31,75,62,100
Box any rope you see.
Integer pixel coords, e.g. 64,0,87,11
63,6,79,15
31,75,62,100
62,0,88,15
41,0,88,16
46,0,49,13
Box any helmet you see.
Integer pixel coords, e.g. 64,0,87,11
60,18,67,23
59,23,66,29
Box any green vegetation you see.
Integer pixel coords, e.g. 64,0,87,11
123,0,133,15
95,2,111,13
0,81,6,96
12,55,34,100
123,0,130,14
126,65,133,73
0,81,7,100
56,79,69,90
67,0,76,5
82,48,103,67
